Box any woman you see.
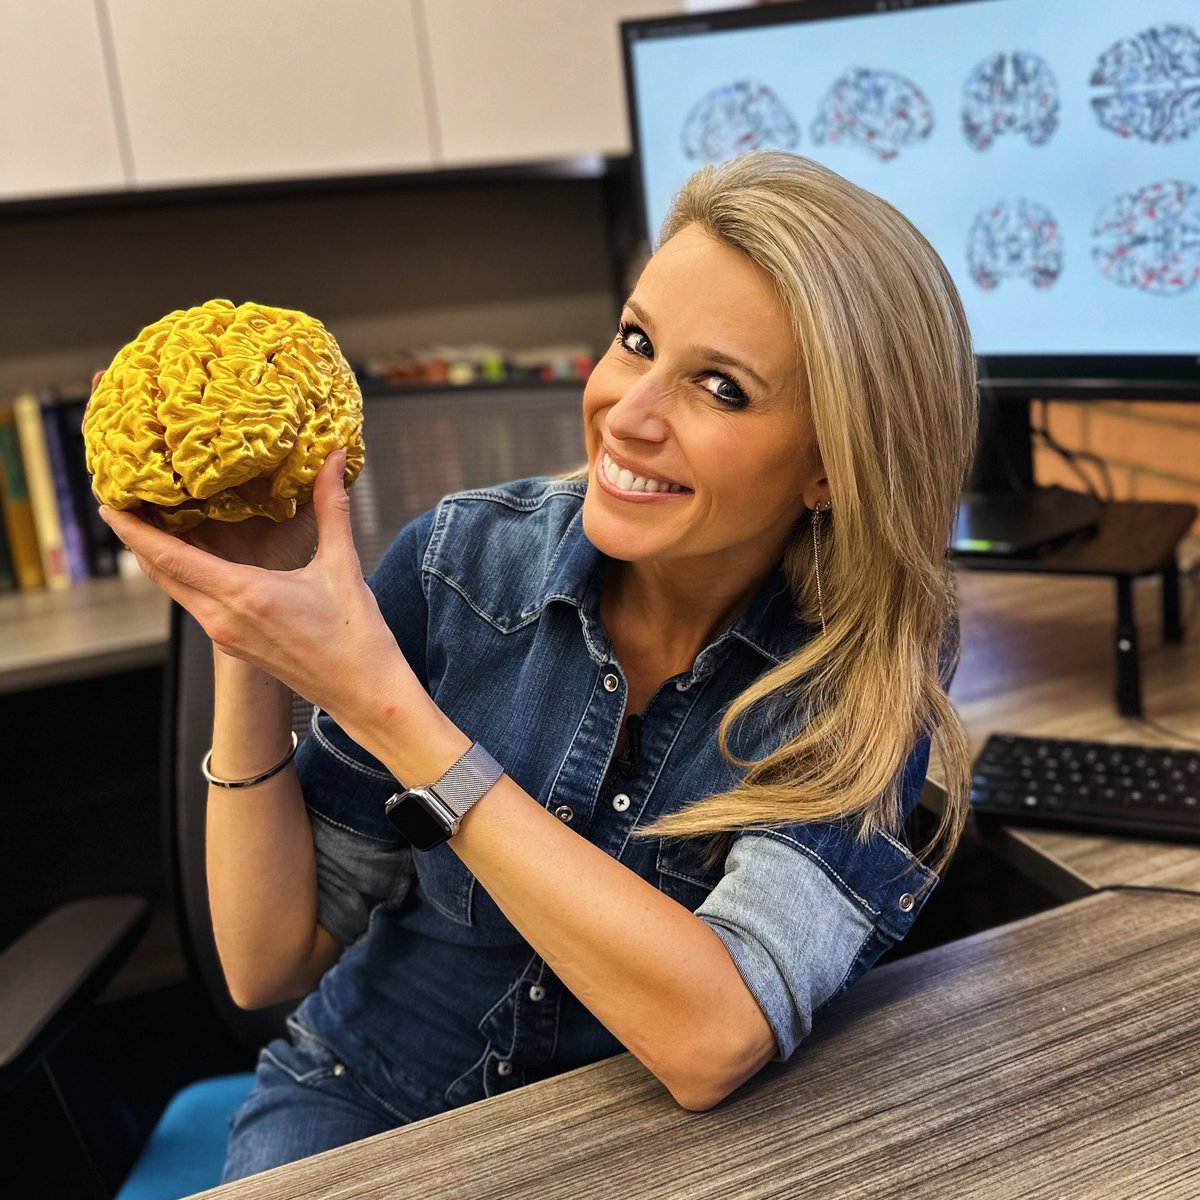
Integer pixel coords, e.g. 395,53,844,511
100,150,977,1180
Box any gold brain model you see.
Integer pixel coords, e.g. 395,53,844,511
84,298,365,531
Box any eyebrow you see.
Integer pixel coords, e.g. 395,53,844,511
624,298,772,392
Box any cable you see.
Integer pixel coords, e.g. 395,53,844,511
1031,400,1113,501
1130,715,1200,750
1032,429,1104,501
1039,399,1115,500
1094,882,1200,900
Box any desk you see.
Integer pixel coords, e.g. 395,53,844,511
0,572,170,693
946,555,1200,896
953,499,1196,717
196,889,1200,1200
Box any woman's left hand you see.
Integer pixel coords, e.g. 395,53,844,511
100,450,409,730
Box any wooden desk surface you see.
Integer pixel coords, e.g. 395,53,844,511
195,888,1200,1200
942,550,1200,894
0,572,170,693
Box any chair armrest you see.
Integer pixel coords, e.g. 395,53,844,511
0,896,151,1091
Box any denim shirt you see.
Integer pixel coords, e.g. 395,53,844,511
290,477,957,1121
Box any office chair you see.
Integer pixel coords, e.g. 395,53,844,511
0,383,586,1199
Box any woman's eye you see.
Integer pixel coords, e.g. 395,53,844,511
703,376,748,408
615,321,652,357
614,319,749,409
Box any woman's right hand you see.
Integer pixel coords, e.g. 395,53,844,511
89,370,321,574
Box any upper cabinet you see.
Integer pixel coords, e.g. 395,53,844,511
424,0,682,168
1,1,683,204
106,0,435,188
0,1,128,201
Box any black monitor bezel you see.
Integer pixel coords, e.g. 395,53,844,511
618,0,1200,401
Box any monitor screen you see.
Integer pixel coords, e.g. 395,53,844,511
621,0,1200,396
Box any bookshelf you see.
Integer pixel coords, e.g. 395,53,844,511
0,571,170,693
0,379,590,695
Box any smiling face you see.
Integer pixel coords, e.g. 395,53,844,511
582,222,827,584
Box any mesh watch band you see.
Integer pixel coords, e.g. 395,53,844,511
428,743,504,819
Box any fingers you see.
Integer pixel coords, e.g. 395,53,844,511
312,448,355,567
100,505,246,602
91,370,103,392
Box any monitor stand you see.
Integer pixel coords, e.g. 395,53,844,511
952,486,1101,558
955,395,1100,558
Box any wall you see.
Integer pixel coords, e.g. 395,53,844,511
1035,401,1200,534
0,174,624,397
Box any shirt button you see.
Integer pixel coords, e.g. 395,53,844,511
612,793,631,812
496,1060,513,1077
528,984,547,1002
554,804,574,823
603,672,620,692
898,893,915,912
675,679,691,692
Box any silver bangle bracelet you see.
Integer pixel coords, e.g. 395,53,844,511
202,731,299,789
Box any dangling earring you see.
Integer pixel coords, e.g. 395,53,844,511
811,500,832,635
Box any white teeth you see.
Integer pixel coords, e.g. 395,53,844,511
601,452,684,496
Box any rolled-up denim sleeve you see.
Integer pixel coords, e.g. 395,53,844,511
695,836,877,1060
310,812,414,947
694,731,942,1061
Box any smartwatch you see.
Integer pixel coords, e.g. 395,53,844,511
383,743,504,850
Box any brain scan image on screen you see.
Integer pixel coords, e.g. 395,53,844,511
1092,179,1200,296
1089,24,1200,145
680,81,800,163
961,52,1060,150
809,68,934,162
967,200,1063,291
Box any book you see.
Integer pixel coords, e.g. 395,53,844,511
0,400,46,590
41,392,91,582
54,394,119,578
13,391,70,590
0,499,15,592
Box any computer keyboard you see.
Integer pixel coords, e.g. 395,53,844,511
971,733,1200,842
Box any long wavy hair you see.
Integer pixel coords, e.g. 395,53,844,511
628,151,978,879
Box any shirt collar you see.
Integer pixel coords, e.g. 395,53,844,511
537,503,816,673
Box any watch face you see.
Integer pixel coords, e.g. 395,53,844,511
385,790,452,851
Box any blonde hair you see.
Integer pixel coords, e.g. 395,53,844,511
630,151,977,879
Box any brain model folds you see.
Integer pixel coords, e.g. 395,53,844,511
810,68,934,162
967,199,1063,292
84,299,365,531
962,51,1060,151
1092,179,1200,296
681,80,800,163
1090,24,1200,145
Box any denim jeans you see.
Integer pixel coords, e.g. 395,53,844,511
221,1013,406,1184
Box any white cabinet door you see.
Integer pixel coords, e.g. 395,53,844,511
424,0,683,168
108,0,434,188
0,1,127,200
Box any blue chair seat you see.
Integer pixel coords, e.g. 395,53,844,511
115,1073,255,1200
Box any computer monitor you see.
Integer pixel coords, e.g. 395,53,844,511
620,0,1200,514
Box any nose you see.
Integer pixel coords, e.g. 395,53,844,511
605,370,670,445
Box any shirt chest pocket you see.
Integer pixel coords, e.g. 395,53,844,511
412,843,522,931
413,845,476,924
656,837,724,912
